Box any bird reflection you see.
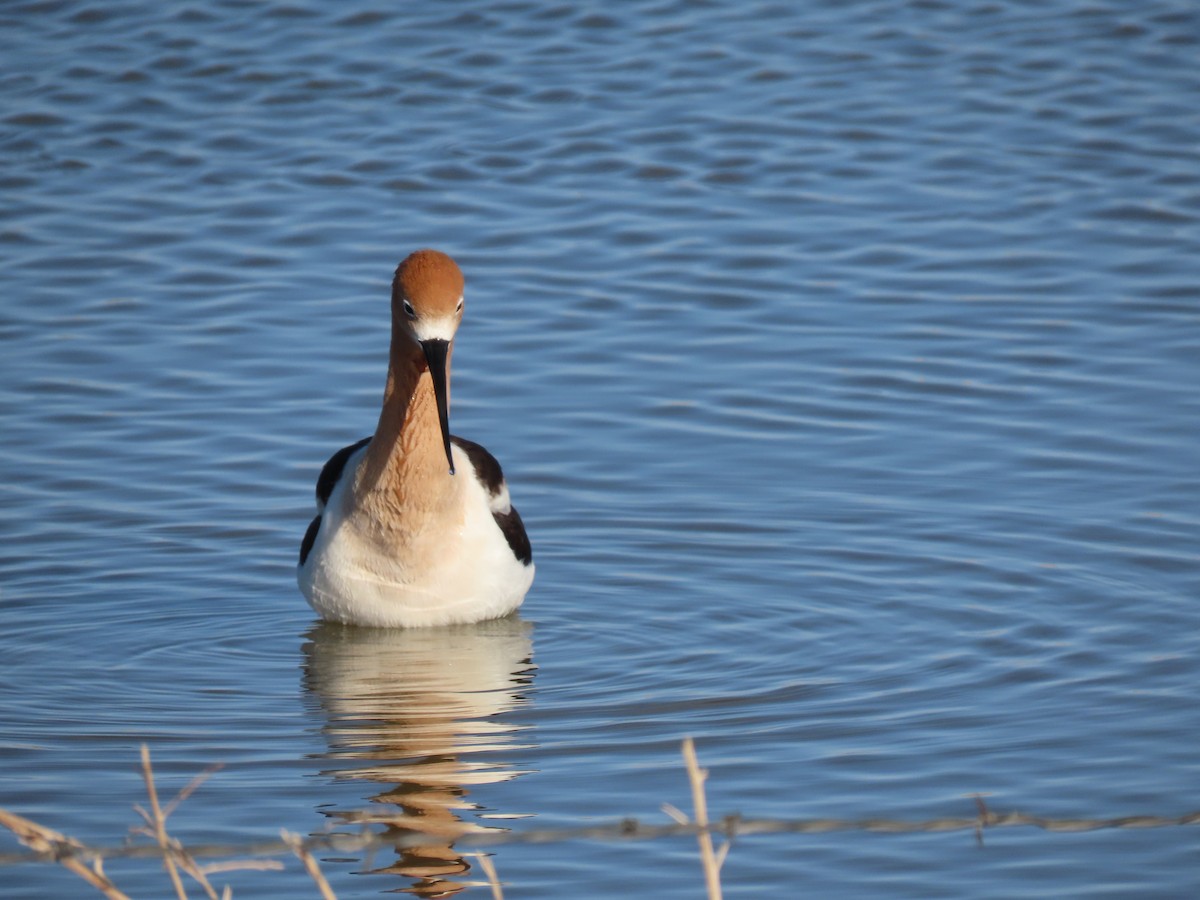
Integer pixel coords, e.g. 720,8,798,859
301,617,535,896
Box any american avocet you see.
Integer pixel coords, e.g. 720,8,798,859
298,249,534,627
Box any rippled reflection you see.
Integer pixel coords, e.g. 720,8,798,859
301,618,535,896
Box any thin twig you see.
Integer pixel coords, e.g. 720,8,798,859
173,846,223,900
131,755,229,900
282,830,338,900
140,744,189,900
164,765,225,821
661,802,689,825
682,737,723,900
714,840,731,870
0,808,130,900
200,858,286,875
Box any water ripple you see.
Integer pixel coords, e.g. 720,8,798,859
2,1,1199,897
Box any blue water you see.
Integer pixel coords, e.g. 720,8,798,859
2,1,1199,897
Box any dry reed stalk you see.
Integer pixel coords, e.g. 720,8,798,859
172,850,224,900
682,737,724,900
0,807,130,899
163,764,224,821
138,744,189,900
200,858,285,875
133,747,284,899
136,747,243,900
282,830,338,900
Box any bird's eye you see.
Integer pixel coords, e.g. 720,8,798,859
455,297,464,313
403,300,417,319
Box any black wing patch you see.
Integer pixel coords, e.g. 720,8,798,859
450,435,505,495
494,505,532,566
299,514,321,565
316,436,371,509
451,435,533,566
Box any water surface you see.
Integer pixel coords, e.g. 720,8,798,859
2,1,1199,897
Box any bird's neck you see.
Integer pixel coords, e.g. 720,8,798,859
356,332,455,517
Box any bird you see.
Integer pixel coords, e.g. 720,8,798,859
298,249,534,627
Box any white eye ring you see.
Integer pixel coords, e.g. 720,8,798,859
403,300,417,319
455,297,464,313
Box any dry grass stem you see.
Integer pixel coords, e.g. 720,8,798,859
682,737,724,900
200,858,286,875
132,752,263,899
660,802,689,825
139,744,189,900
163,764,225,821
282,829,338,900
0,808,130,900
175,850,225,900
714,840,731,870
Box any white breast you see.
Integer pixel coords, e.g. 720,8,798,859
298,443,534,627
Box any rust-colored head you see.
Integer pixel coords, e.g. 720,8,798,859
390,249,466,474
392,249,465,341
